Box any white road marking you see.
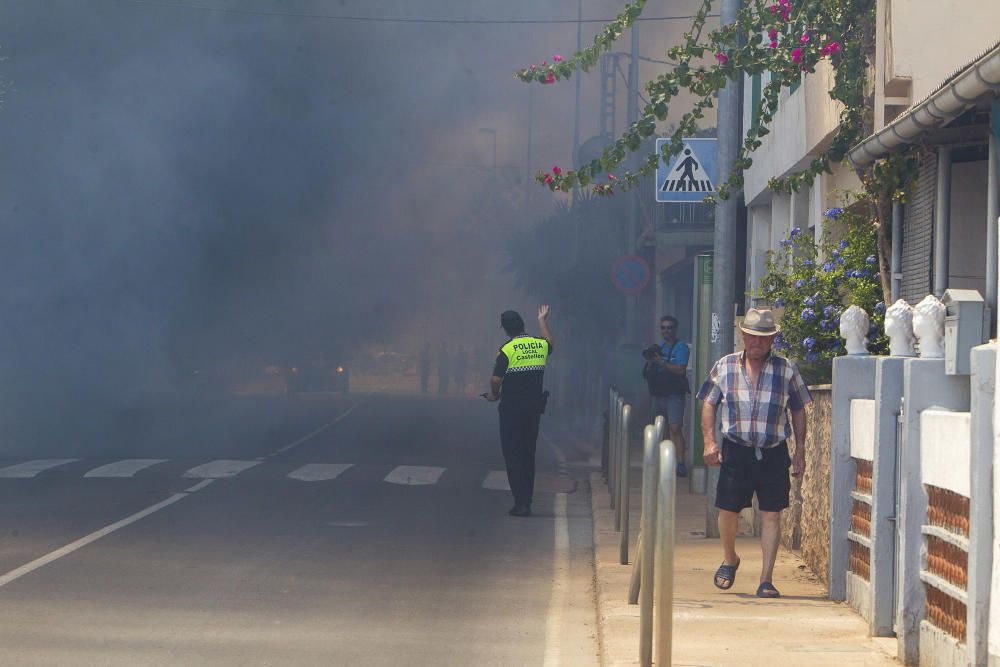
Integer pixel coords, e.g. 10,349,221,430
84,459,167,478
482,470,511,491
182,460,260,479
287,463,353,482
0,479,215,589
543,492,570,667
383,465,445,486
267,398,364,458
0,459,80,478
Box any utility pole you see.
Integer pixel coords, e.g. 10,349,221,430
625,20,640,343
707,0,744,538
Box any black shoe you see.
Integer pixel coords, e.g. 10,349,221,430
508,505,531,517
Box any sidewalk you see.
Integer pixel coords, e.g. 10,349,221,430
590,471,899,666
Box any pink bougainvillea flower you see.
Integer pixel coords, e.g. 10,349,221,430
767,27,778,39
553,54,563,62
715,52,729,65
544,72,556,84
770,39,779,49
826,41,841,55
543,174,553,184
792,47,803,63
552,166,562,175
608,173,618,181
769,4,778,13
529,64,536,70
800,33,810,44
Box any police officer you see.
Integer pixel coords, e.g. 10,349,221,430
485,305,553,517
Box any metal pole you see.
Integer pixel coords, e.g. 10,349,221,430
707,0,743,539
891,202,903,303
654,415,666,447
639,425,660,665
933,146,952,297
986,131,998,333
625,20,640,343
619,404,632,564
654,439,677,666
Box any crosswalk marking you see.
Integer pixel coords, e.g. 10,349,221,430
482,470,510,491
384,465,445,486
0,459,80,478
84,459,168,478
182,460,261,479
287,463,353,482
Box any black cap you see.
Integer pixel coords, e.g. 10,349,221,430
500,310,524,331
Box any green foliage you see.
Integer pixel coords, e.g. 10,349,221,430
756,207,887,383
516,0,876,200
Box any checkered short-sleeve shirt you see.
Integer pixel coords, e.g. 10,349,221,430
696,352,812,448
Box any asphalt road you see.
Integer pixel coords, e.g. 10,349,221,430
0,392,599,666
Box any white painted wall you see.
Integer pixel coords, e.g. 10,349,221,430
920,409,972,497
850,399,876,462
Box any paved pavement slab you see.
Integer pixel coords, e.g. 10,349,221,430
590,472,899,666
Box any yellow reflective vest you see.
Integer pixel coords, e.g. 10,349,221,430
499,335,550,373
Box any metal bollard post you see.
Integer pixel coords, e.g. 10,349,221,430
638,425,661,665
654,439,676,667
618,404,631,562
609,391,617,505
653,415,666,448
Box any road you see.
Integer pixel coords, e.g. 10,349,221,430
0,392,599,666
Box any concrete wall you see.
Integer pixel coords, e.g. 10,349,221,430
782,387,833,585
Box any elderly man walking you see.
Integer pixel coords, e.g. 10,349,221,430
696,309,811,598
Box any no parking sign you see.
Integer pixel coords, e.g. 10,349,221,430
610,255,650,295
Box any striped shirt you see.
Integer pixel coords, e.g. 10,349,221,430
696,351,812,449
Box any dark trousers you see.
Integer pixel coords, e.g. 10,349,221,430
499,404,542,507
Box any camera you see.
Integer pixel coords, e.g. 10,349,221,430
642,344,661,360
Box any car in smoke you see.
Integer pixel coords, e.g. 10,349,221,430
285,359,349,394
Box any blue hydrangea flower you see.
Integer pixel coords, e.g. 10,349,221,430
801,308,816,321
824,207,843,219
823,305,839,318
804,295,816,307
805,351,819,363
839,239,849,250
802,259,814,267
794,279,806,289
875,302,885,314
822,262,834,272
780,239,792,247
803,336,816,350
774,298,785,308
819,319,830,331
790,227,802,238
866,255,877,265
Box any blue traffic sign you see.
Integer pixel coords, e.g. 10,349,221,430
610,255,650,295
655,138,717,203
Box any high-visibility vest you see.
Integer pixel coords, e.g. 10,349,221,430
500,335,549,374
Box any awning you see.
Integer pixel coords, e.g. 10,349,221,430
847,40,1000,169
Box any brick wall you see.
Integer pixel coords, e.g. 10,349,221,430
781,387,832,585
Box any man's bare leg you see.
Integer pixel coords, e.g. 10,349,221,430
759,510,782,583
669,422,686,469
718,509,739,565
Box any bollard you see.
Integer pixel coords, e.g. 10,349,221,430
653,415,666,448
654,439,676,667
610,393,621,510
638,425,661,665
618,404,632,564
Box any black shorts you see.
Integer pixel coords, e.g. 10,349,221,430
714,440,791,513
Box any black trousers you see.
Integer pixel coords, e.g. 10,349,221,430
499,404,542,507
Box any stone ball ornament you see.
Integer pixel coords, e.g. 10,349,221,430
839,305,870,355
884,299,916,357
912,294,946,359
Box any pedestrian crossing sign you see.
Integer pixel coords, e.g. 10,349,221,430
655,137,717,203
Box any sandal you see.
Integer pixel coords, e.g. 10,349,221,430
756,581,781,598
713,558,740,590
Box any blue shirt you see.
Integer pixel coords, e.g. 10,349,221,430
659,340,690,367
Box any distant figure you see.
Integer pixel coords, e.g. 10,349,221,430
642,314,691,478
485,306,554,517
437,341,450,395
453,346,468,395
419,343,431,394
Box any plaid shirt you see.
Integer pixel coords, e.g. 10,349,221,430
696,351,812,449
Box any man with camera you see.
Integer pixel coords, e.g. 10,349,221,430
642,315,690,477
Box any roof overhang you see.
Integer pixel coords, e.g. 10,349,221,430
848,41,1000,169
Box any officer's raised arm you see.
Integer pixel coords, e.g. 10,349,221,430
537,305,553,346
